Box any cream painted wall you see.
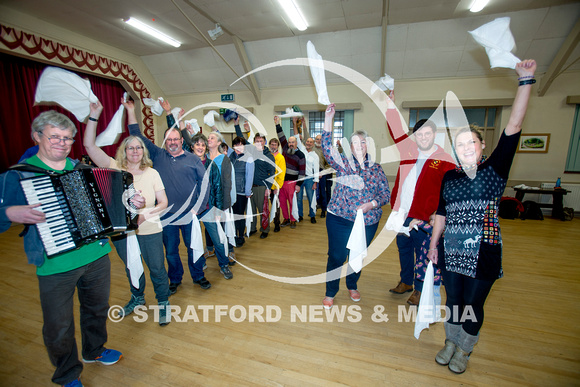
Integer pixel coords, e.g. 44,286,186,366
162,70,580,185
2,6,578,185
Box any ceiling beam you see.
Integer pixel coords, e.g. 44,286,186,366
380,0,389,76
232,36,261,105
538,18,580,96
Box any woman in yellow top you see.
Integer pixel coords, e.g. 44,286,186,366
83,100,170,326
268,137,286,232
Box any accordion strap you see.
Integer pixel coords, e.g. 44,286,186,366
9,161,93,175
8,163,58,175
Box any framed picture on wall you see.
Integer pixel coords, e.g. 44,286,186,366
517,133,550,153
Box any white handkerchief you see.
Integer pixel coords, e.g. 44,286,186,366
225,208,236,247
414,261,440,339
346,209,367,273
469,17,521,69
311,189,317,213
190,213,204,263
278,107,304,118
216,219,228,256
375,73,395,91
307,41,331,105
34,66,99,122
126,231,144,289
269,193,279,223
185,119,200,134
291,191,299,222
95,104,124,147
143,97,164,116
171,107,182,125
204,110,220,127
386,210,408,236
245,199,253,237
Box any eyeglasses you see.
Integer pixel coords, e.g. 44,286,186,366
166,138,181,143
127,146,144,152
39,132,75,145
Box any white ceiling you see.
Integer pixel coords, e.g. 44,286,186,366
2,0,580,96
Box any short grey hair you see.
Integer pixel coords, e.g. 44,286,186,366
208,131,225,145
31,110,77,141
350,130,368,142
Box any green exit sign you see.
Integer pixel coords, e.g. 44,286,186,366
221,93,235,102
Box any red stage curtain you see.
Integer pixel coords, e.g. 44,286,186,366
0,51,129,172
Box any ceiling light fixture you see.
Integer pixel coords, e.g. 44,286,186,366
208,23,224,41
469,0,490,13
124,17,181,47
277,0,308,31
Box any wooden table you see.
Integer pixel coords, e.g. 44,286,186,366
513,187,570,219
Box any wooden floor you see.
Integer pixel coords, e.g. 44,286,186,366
1,208,579,386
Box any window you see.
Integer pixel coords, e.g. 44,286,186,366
409,107,500,156
309,110,345,145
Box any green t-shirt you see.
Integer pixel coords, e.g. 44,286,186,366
25,156,112,276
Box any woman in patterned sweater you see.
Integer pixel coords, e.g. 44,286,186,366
427,59,537,374
321,104,391,309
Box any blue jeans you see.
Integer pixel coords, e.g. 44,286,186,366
162,219,206,283
200,209,230,268
297,178,316,218
112,232,170,302
325,213,379,297
37,255,111,385
396,216,429,291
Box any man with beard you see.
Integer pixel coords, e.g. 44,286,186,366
386,117,454,305
129,114,207,295
275,115,305,229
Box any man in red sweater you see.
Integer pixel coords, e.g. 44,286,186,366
386,105,455,305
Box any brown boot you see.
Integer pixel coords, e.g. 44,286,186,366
389,281,413,294
407,290,421,305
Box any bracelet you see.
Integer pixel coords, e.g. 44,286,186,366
518,75,534,80
518,79,536,86
428,248,437,251
88,117,98,122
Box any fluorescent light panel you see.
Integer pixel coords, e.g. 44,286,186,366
124,17,181,47
470,0,490,13
277,0,308,31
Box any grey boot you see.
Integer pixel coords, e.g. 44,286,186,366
448,328,479,374
435,323,461,365
158,301,171,326
122,295,145,317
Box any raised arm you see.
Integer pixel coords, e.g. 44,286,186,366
505,60,537,136
83,101,113,168
321,104,346,172
274,116,288,152
385,91,409,144
234,116,244,138
123,99,162,160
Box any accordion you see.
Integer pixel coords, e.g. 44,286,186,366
18,167,139,257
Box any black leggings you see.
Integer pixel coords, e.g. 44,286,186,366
442,270,495,335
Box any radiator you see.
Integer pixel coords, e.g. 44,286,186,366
540,183,580,212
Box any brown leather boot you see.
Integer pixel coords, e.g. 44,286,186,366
407,290,421,305
389,281,413,294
